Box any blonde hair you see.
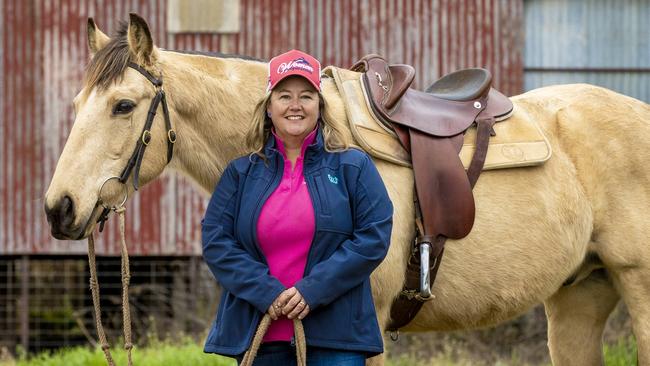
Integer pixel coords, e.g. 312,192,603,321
245,92,350,160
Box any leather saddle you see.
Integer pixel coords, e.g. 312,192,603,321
351,54,513,331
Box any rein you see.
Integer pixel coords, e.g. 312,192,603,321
88,62,176,366
240,315,307,366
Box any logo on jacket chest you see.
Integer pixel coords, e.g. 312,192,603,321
327,174,339,184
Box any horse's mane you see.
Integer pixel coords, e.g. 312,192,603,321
84,22,131,91
84,21,263,91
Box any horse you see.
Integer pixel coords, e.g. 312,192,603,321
44,14,650,365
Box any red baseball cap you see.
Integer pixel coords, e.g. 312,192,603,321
268,49,321,92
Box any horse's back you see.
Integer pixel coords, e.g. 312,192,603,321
513,83,650,132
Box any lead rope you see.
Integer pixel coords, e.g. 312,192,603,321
87,207,134,366
116,206,134,366
240,314,307,366
88,234,116,366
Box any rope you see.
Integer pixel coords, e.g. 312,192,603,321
294,319,307,365
87,234,116,366
240,315,306,366
116,207,134,366
87,207,134,366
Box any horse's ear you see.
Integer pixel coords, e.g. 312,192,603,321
87,18,110,57
127,13,158,66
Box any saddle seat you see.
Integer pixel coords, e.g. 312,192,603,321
353,55,513,139
426,68,492,101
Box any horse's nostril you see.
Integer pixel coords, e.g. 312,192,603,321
45,195,77,237
60,195,75,226
62,195,72,213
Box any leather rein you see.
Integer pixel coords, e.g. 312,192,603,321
88,62,176,366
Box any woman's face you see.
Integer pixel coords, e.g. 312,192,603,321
267,76,320,146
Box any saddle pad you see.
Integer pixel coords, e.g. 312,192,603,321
323,66,552,170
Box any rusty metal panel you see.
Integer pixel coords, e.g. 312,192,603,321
169,0,523,93
0,0,4,255
1,0,523,255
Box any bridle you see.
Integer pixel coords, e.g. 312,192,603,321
96,62,176,231
119,63,177,187
89,62,176,366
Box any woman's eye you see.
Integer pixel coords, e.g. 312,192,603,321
301,95,313,100
279,94,291,100
112,100,136,115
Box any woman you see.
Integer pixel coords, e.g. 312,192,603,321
202,49,393,365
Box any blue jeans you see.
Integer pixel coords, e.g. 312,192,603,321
235,341,366,366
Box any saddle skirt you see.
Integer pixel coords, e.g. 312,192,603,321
323,66,552,169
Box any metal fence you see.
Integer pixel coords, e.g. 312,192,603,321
0,256,219,353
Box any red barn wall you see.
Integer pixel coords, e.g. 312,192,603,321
1,0,523,255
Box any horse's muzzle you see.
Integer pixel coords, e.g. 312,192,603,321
45,195,84,240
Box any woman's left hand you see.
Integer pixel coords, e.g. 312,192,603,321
277,287,310,320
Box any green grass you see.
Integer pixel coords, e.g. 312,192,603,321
5,339,236,366
0,336,637,366
604,336,637,366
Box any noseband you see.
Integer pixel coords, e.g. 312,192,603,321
97,62,176,231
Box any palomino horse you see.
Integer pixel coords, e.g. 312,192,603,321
44,15,650,365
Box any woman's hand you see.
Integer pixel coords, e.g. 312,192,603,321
282,287,310,320
267,297,283,320
268,287,310,320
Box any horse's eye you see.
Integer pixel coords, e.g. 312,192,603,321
112,100,136,115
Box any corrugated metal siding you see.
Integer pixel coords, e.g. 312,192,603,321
1,0,523,255
0,0,4,256
524,0,650,102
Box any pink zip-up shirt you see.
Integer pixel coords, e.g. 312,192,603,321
256,128,317,342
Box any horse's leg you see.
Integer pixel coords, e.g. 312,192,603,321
609,267,650,364
592,212,650,364
544,270,620,366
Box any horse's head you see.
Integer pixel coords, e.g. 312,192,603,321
45,14,171,240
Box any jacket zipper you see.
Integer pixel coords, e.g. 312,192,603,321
302,158,319,277
250,152,284,261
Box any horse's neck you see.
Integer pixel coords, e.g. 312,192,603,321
160,52,268,192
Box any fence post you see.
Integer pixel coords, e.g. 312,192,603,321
188,256,198,330
19,255,29,352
